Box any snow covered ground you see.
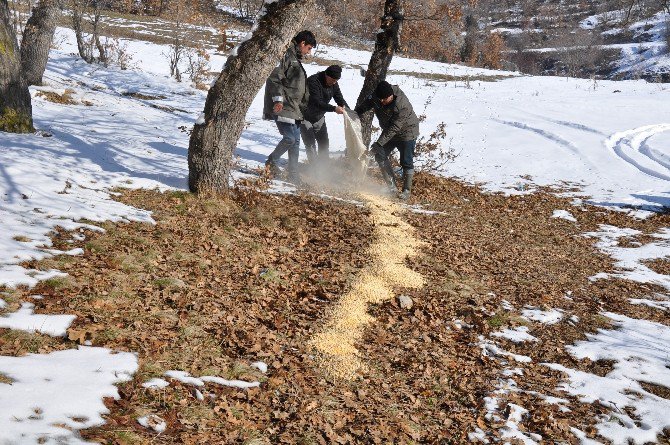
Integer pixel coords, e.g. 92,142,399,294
0,24,669,444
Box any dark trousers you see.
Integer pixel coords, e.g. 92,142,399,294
268,121,301,175
374,139,416,170
300,117,329,161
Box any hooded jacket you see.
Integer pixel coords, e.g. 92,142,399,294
354,85,420,146
263,41,309,123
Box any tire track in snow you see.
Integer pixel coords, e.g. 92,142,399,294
493,119,580,154
605,124,670,181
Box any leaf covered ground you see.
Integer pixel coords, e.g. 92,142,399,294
1,174,669,444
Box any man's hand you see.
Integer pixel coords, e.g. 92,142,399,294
273,102,284,114
370,142,384,156
334,106,345,115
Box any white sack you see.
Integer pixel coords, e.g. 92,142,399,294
343,109,369,177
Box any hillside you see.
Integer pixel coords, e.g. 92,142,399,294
1,6,670,445
494,3,670,80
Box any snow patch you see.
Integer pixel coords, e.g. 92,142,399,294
0,347,137,444
585,225,670,291
521,307,563,325
546,312,670,444
552,209,577,222
251,361,268,373
142,378,170,389
480,337,532,363
629,294,670,311
492,326,538,343
501,403,540,444
165,370,260,389
0,302,76,336
138,414,167,433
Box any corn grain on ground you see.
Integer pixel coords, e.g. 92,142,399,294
310,193,426,379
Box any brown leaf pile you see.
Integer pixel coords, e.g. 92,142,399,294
1,173,669,444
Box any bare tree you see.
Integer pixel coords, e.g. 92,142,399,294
166,22,184,80
71,0,106,63
460,13,478,64
355,0,404,146
554,28,605,77
1,0,33,132
236,0,263,19
188,0,316,194
20,0,63,85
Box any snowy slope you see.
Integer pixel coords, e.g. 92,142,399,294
581,10,670,79
0,25,669,444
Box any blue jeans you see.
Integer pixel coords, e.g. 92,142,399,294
268,121,301,175
374,139,416,170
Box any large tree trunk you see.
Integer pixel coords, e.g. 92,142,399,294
20,0,62,86
356,0,403,146
1,0,33,133
188,0,316,194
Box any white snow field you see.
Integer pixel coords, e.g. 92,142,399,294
0,24,669,444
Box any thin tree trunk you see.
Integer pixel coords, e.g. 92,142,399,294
355,0,403,146
188,0,316,194
92,7,106,64
72,1,93,63
20,0,62,86
1,0,33,133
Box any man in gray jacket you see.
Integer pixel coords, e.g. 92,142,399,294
263,30,316,184
355,81,420,200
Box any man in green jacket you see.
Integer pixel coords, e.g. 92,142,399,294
355,81,420,200
263,30,316,185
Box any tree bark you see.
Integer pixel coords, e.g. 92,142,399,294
1,0,33,133
92,6,107,65
20,0,62,86
188,0,316,194
355,0,403,147
72,0,94,63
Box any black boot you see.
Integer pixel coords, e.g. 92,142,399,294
378,160,397,195
287,173,306,188
265,159,280,178
305,146,317,164
399,168,414,200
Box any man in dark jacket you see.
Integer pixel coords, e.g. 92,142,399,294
300,65,349,163
355,81,420,200
263,30,316,184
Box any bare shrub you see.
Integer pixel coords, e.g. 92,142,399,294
160,0,208,82
553,29,605,76
481,32,506,69
414,123,459,174
402,0,463,63
184,45,211,88
217,28,235,53
234,0,264,20
9,0,28,37
506,50,545,75
104,37,133,70
319,0,380,39
165,31,184,81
